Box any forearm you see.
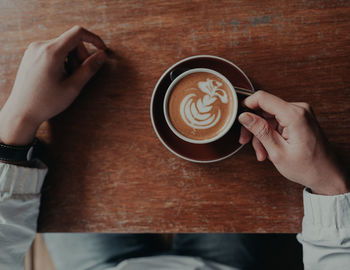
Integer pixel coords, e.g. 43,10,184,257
0,25,106,269
297,189,350,270
0,161,47,269
0,106,39,146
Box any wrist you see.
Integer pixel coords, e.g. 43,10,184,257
0,110,40,146
309,168,349,196
311,182,349,196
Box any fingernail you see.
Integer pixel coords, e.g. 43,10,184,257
239,113,254,128
257,152,263,161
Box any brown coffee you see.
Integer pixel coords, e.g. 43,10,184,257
168,72,235,141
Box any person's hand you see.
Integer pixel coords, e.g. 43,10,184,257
238,91,348,195
0,26,107,146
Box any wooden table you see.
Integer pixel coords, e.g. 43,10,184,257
0,0,349,232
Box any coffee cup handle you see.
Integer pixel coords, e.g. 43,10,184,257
234,87,254,96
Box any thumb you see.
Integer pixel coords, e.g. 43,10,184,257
68,50,107,91
238,112,283,154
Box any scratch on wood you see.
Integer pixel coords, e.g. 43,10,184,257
251,15,271,26
228,19,240,32
37,24,46,30
175,201,183,217
181,167,191,179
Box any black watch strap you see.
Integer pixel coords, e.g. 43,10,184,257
0,138,39,163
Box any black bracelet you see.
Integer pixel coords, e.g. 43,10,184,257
0,138,39,162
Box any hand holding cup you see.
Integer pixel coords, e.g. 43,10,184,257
238,91,348,195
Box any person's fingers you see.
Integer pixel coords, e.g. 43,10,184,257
239,126,252,144
261,111,275,119
65,49,80,74
266,118,278,130
290,102,316,118
238,112,285,156
76,42,90,63
239,117,279,146
242,91,294,126
277,123,284,135
252,136,267,161
56,26,106,56
64,42,91,75
65,50,107,91
291,102,310,110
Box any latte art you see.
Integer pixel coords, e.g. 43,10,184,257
180,79,228,129
167,71,235,141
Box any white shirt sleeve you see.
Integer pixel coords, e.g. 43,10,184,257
0,161,47,270
297,188,350,270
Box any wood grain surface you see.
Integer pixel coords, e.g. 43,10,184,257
0,0,349,232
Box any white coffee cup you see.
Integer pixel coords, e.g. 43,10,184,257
163,68,238,144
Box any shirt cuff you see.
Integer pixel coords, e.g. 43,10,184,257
303,188,350,229
0,160,48,196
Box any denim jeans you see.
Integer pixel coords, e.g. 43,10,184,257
43,233,261,270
